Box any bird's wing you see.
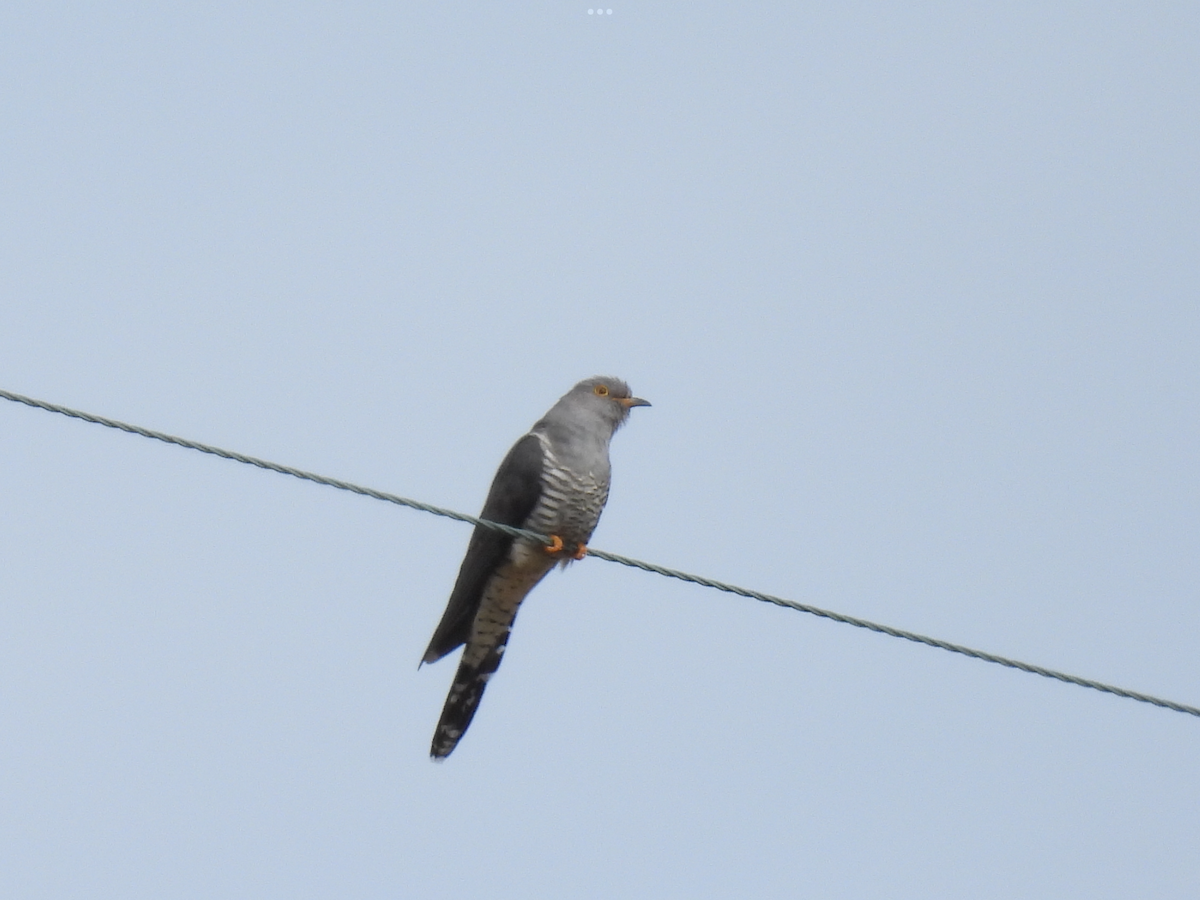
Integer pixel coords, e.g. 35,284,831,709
420,432,546,664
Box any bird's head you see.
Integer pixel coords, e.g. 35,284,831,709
559,376,651,431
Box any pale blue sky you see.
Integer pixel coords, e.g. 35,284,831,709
2,3,1198,897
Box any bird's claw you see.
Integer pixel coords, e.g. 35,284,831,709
543,535,587,560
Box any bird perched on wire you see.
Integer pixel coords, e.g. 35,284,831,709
421,376,650,759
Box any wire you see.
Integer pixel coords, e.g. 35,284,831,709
3,386,1198,720
0,388,536,541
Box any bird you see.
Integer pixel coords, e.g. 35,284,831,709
421,376,650,759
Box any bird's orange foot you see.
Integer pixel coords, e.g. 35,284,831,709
544,535,564,554
572,542,588,560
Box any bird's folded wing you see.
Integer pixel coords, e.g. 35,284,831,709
421,432,546,663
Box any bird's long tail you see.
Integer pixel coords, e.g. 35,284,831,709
430,642,506,759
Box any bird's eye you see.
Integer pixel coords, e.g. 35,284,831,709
594,384,610,397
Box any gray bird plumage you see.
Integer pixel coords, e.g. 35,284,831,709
422,376,649,759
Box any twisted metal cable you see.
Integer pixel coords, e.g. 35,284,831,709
3,386,1197,719
0,388,541,542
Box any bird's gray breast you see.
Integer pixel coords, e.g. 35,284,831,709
523,431,611,546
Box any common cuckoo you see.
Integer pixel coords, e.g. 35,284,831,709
422,376,650,759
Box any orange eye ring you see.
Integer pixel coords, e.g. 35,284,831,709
593,384,610,396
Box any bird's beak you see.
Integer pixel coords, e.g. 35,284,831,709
619,396,651,409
